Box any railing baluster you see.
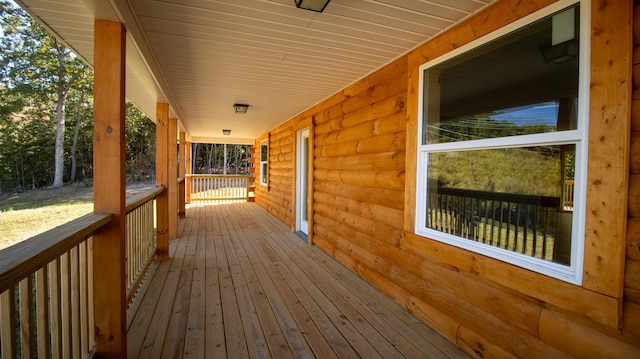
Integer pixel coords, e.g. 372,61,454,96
49,258,63,358
1,287,17,358
19,275,34,358
36,266,50,358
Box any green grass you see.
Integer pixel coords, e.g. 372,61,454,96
0,191,94,250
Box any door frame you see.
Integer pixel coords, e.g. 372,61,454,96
295,127,310,236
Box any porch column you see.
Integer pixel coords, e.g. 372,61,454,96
156,103,170,260
92,19,127,358
179,131,186,218
186,141,192,204
168,118,178,238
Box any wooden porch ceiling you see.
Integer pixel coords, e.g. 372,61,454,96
14,0,497,143
127,203,469,358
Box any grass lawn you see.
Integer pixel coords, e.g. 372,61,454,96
0,182,154,250
0,185,94,250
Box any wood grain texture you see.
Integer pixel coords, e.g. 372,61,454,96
156,103,170,260
92,19,128,358
583,0,632,304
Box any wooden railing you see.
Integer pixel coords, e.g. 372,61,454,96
564,179,574,210
428,187,563,262
187,174,253,203
126,186,164,305
0,213,112,359
0,186,164,358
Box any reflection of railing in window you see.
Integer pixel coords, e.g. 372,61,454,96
563,180,574,210
427,188,564,262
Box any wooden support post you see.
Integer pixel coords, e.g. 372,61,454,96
179,132,186,218
92,19,127,358
156,103,170,260
186,141,192,204
168,118,178,238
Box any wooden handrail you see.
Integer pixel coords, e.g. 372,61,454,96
0,212,112,294
126,185,165,213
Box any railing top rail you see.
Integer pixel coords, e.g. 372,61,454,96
126,185,165,213
186,174,251,178
436,187,561,207
0,212,112,293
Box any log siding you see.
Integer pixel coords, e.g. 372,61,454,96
254,0,640,357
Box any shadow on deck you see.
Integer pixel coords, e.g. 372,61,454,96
127,202,469,358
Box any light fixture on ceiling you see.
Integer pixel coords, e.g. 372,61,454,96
542,40,577,64
222,129,231,135
294,0,330,13
233,103,249,114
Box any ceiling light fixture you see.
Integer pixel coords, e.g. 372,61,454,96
222,129,231,135
233,103,249,114
294,0,331,13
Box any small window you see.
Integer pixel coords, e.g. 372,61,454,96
416,1,586,283
260,139,268,186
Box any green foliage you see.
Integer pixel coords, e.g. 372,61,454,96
429,146,563,197
0,1,156,193
192,143,251,174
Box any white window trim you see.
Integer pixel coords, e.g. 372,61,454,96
415,0,590,285
260,139,268,187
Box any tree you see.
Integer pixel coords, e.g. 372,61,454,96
0,0,86,188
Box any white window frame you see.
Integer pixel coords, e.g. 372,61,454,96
415,0,590,285
260,139,268,186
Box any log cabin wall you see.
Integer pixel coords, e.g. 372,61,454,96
253,0,640,357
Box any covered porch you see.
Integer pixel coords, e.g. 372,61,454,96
127,202,468,358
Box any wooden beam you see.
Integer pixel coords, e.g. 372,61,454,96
92,19,127,358
168,118,178,238
186,141,192,204
179,132,186,218
156,103,169,260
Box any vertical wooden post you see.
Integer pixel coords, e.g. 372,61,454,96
156,103,170,260
168,118,178,238
186,141,192,204
92,19,127,358
179,132,186,218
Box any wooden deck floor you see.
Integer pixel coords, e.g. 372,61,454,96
127,203,469,358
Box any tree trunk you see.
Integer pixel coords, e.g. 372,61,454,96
52,85,68,188
69,99,83,183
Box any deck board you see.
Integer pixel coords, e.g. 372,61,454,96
128,203,469,358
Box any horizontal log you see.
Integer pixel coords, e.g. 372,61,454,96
315,112,406,145
629,174,640,218
627,218,640,261
314,182,404,211
315,132,405,158
401,232,619,328
539,308,640,358
456,325,516,358
314,213,544,341
632,99,640,131
631,134,640,174
314,202,404,246
343,57,408,99
314,152,405,172
354,254,462,345
315,94,406,135
313,191,403,229
622,301,640,343
314,169,404,191
625,259,640,290
625,287,640,305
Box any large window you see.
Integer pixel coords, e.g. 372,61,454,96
260,139,268,186
416,1,587,283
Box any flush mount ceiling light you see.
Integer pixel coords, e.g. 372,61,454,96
222,129,231,135
294,0,330,12
233,103,249,114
